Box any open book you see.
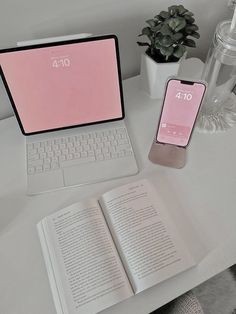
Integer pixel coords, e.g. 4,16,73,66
37,179,198,314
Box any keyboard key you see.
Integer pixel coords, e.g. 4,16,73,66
82,144,90,151
81,151,88,158
116,144,131,152
74,152,80,159
28,159,43,166
59,143,66,149
27,149,37,155
36,165,43,173
61,156,96,167
95,149,102,155
68,136,75,142
43,164,51,171
38,147,45,153
45,146,52,152
76,146,83,153
33,142,40,149
125,150,133,156
28,153,37,161
69,147,76,153
59,155,66,162
88,151,95,157
118,151,125,157
40,152,47,159
104,141,111,147
51,156,58,162
52,144,59,150
96,155,104,161
104,153,111,159
27,143,33,150
51,162,59,170
62,149,69,155
28,167,35,174
88,139,94,144
55,151,61,156
44,158,51,164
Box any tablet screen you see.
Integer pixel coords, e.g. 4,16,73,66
0,36,124,134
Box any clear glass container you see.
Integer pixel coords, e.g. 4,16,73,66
197,20,236,132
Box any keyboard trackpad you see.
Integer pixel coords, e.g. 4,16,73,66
28,170,64,194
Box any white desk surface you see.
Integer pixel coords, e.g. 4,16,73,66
1,76,236,314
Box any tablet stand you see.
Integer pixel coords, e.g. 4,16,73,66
148,141,187,169
17,33,92,46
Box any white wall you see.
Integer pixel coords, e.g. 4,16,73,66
0,0,230,119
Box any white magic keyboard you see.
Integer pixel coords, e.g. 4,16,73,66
27,127,134,175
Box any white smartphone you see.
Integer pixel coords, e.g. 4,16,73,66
156,78,206,147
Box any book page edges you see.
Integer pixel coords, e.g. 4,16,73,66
37,220,68,314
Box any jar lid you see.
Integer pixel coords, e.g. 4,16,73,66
216,20,236,51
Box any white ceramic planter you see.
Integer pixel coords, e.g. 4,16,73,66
140,52,185,99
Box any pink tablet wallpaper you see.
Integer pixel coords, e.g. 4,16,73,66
0,38,123,133
156,79,205,147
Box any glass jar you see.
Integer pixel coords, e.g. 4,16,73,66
197,20,236,132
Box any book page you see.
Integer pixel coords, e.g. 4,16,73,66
100,179,195,293
40,199,133,314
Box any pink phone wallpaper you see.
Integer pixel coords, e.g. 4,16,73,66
156,79,205,146
0,38,122,133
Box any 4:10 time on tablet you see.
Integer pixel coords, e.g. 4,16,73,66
156,78,206,147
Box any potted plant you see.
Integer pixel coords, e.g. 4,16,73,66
137,5,200,98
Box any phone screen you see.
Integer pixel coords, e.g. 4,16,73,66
156,79,206,147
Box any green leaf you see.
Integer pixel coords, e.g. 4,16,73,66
175,17,187,32
172,32,183,41
173,45,186,58
168,5,179,16
177,5,188,15
152,24,162,32
159,11,170,19
184,11,194,16
190,31,200,39
155,41,162,49
141,27,151,36
156,32,163,41
160,46,174,57
168,17,186,32
184,38,196,47
168,18,180,30
184,15,195,23
185,24,199,32
137,41,150,47
160,24,173,35
154,14,164,22
146,19,155,27
159,35,174,47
